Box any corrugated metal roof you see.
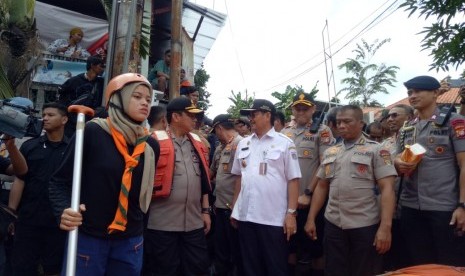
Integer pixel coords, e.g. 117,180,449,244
182,2,226,70
387,87,461,109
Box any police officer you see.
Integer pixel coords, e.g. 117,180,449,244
234,117,251,137
305,105,397,276
281,93,333,275
209,114,243,275
145,97,212,275
231,99,301,276
382,104,414,270
395,75,465,266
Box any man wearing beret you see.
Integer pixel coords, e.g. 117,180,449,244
209,114,244,275
231,99,301,276
281,92,334,275
395,75,465,266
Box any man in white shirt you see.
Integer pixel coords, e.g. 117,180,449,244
231,99,301,276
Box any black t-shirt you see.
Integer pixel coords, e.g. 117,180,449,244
59,73,104,108
19,135,69,226
0,156,10,175
50,122,160,239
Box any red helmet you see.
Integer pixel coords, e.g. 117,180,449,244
105,73,152,108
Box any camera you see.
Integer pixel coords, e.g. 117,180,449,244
0,97,43,138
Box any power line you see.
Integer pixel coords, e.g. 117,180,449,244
276,0,395,80
262,0,400,92
224,0,247,89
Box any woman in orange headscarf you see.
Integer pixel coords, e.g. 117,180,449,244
47,27,90,58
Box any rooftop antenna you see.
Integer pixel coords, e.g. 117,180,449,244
322,19,337,108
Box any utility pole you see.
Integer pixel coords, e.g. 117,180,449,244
103,0,144,104
107,0,144,77
169,0,182,100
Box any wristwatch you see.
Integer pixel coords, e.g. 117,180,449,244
201,207,213,214
457,202,465,209
304,188,313,197
286,208,297,216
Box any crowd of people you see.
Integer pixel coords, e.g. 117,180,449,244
2,47,465,276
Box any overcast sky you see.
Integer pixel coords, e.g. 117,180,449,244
190,0,463,118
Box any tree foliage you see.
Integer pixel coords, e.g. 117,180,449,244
194,65,211,111
272,83,319,121
399,0,465,71
227,90,254,118
0,0,38,99
99,0,150,58
338,39,399,107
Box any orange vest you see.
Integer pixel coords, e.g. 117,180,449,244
151,130,211,199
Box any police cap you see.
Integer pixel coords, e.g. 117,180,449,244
291,92,314,107
166,97,203,114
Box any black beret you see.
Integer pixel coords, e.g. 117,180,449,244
404,75,440,91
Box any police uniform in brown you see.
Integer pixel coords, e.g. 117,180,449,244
210,133,243,275
317,136,397,276
398,110,465,266
281,123,333,259
145,97,211,276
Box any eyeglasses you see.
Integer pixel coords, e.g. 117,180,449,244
387,113,405,119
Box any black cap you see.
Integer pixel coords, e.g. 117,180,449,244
291,92,314,107
404,75,440,91
240,99,276,116
210,114,234,133
235,117,251,127
166,97,203,114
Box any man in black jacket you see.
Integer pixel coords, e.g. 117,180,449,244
9,103,69,276
58,55,105,108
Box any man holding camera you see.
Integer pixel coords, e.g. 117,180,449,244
9,102,69,276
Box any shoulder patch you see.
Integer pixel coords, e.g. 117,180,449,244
452,118,465,139
379,149,392,165
153,130,169,140
319,129,331,144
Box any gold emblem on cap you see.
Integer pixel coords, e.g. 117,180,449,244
299,93,305,100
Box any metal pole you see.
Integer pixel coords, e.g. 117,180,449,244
123,0,138,73
103,0,120,105
65,105,95,276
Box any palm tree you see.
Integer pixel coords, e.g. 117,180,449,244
0,0,39,99
338,39,399,107
227,90,254,118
